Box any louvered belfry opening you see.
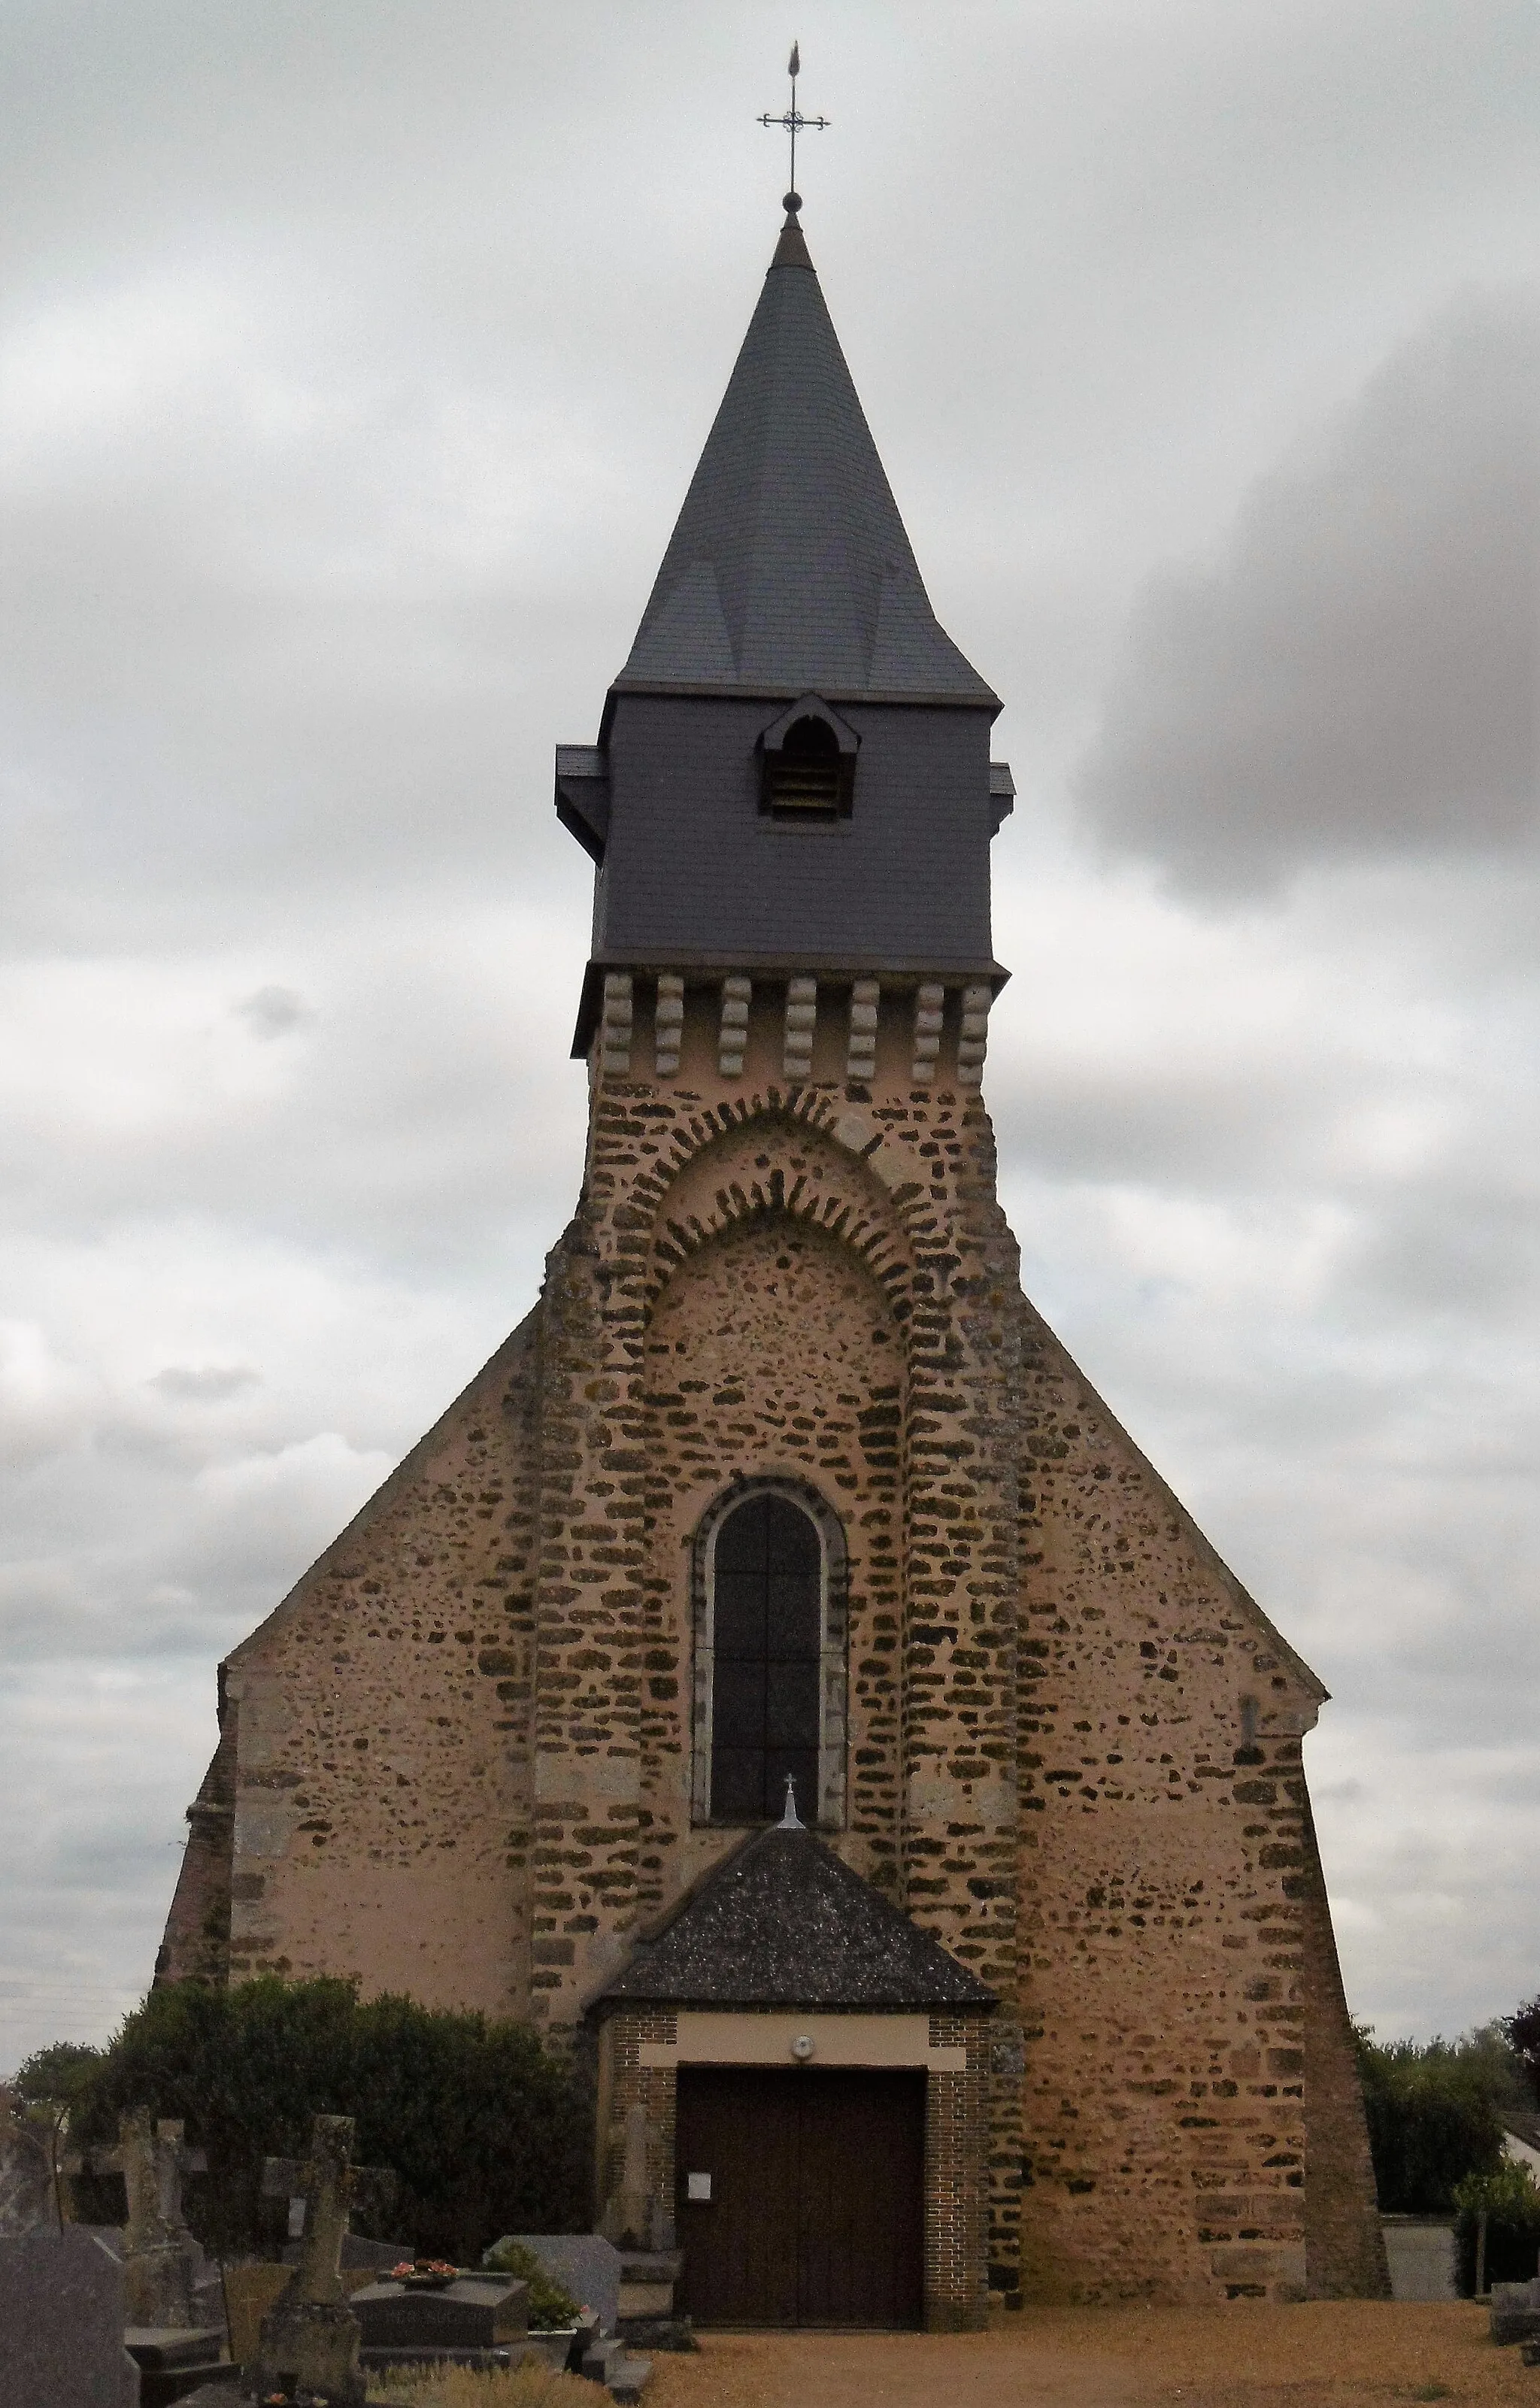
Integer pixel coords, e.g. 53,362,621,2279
762,714,849,819
711,1493,822,1819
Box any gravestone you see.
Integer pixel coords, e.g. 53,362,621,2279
92,2111,229,2401
0,2227,141,2404
601,2102,663,2249
352,2269,528,2370
223,2264,294,2373
1490,2273,1540,2346
96,2109,210,2328
485,2234,621,2335
125,2325,241,2408
0,2085,62,2235
252,2115,395,2406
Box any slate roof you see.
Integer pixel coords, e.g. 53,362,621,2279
614,209,997,707
597,1823,996,2010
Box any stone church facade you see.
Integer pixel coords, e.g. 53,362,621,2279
159,200,1388,2325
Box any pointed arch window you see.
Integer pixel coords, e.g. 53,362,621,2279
693,1481,848,1827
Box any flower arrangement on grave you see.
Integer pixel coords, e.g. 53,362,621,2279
389,2255,459,2289
480,2237,584,2330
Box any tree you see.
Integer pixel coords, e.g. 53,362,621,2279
12,2042,105,2113
41,1977,590,2264
1504,1995,1540,2100
1354,2024,1528,2215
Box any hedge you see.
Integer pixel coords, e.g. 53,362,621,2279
16,1976,590,2266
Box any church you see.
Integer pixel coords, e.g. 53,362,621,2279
158,192,1388,2326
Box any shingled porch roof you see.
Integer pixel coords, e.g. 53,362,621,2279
595,1824,996,2012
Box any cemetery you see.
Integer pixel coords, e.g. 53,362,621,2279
0,2075,656,2406
6,2037,1540,2408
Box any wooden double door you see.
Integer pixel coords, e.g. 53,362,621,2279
675,2066,926,2329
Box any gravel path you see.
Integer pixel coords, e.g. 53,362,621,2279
645,2303,1532,2408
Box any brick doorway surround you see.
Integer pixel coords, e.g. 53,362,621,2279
593,2005,993,2332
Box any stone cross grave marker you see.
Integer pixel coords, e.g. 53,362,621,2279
603,2100,663,2250
95,2106,207,2326
256,2114,396,2404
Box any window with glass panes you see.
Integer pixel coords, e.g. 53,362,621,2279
709,1493,822,1821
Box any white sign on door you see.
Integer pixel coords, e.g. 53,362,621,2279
687,2172,711,2201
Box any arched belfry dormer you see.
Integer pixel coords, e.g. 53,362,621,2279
759,693,859,820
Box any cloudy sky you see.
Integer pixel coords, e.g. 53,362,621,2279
1,0,1535,2073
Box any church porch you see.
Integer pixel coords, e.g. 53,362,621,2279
594,2003,993,2334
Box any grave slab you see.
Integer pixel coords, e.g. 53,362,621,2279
353,2269,528,2359
125,2328,233,2408
282,2231,411,2272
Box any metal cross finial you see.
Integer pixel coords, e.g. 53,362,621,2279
757,40,829,212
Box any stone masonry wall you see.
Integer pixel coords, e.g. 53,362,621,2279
1300,1788,1393,2297
156,1703,235,1985
1014,1293,1332,2304
641,1208,905,1892
217,1310,545,2015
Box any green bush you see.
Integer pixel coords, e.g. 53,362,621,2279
15,1976,589,2266
1354,2024,1527,2215
1454,2158,1540,2294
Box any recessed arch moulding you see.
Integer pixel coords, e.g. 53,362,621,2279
639,1105,917,1897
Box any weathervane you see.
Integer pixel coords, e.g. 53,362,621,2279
757,41,829,211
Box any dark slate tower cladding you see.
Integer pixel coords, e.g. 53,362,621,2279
558,202,1014,1040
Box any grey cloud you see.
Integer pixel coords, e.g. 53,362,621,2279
0,1427,390,1669
0,916,590,1278
1075,291,1540,894
148,1363,262,1400
234,987,311,1041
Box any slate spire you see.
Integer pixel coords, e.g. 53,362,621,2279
616,207,997,705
